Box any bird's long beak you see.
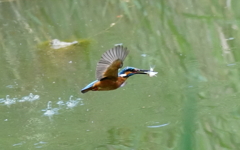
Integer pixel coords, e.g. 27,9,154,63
134,69,150,74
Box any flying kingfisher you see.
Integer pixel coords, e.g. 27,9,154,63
81,45,156,93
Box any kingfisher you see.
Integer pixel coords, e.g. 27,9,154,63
81,45,156,93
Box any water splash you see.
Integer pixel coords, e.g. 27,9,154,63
0,95,16,107
66,95,83,109
1,93,40,107
41,96,84,118
18,93,40,102
57,97,65,108
6,82,18,89
42,101,59,118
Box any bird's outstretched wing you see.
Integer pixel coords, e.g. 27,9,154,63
96,45,129,81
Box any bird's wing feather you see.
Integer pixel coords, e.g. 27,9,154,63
96,45,129,81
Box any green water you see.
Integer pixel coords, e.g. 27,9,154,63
1,0,240,149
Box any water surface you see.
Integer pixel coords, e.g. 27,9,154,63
1,0,240,149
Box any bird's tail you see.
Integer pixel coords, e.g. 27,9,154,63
81,87,92,93
81,80,98,94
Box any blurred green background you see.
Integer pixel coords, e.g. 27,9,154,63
1,0,240,149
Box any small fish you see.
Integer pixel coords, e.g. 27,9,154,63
145,66,158,77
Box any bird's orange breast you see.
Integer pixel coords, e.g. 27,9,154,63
93,77,127,91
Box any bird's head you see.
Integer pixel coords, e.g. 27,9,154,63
118,67,150,78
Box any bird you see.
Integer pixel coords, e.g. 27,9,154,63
81,45,151,93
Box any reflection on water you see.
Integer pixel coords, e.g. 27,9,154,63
141,53,147,57
147,122,169,128
33,141,47,149
12,141,25,147
13,141,47,149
